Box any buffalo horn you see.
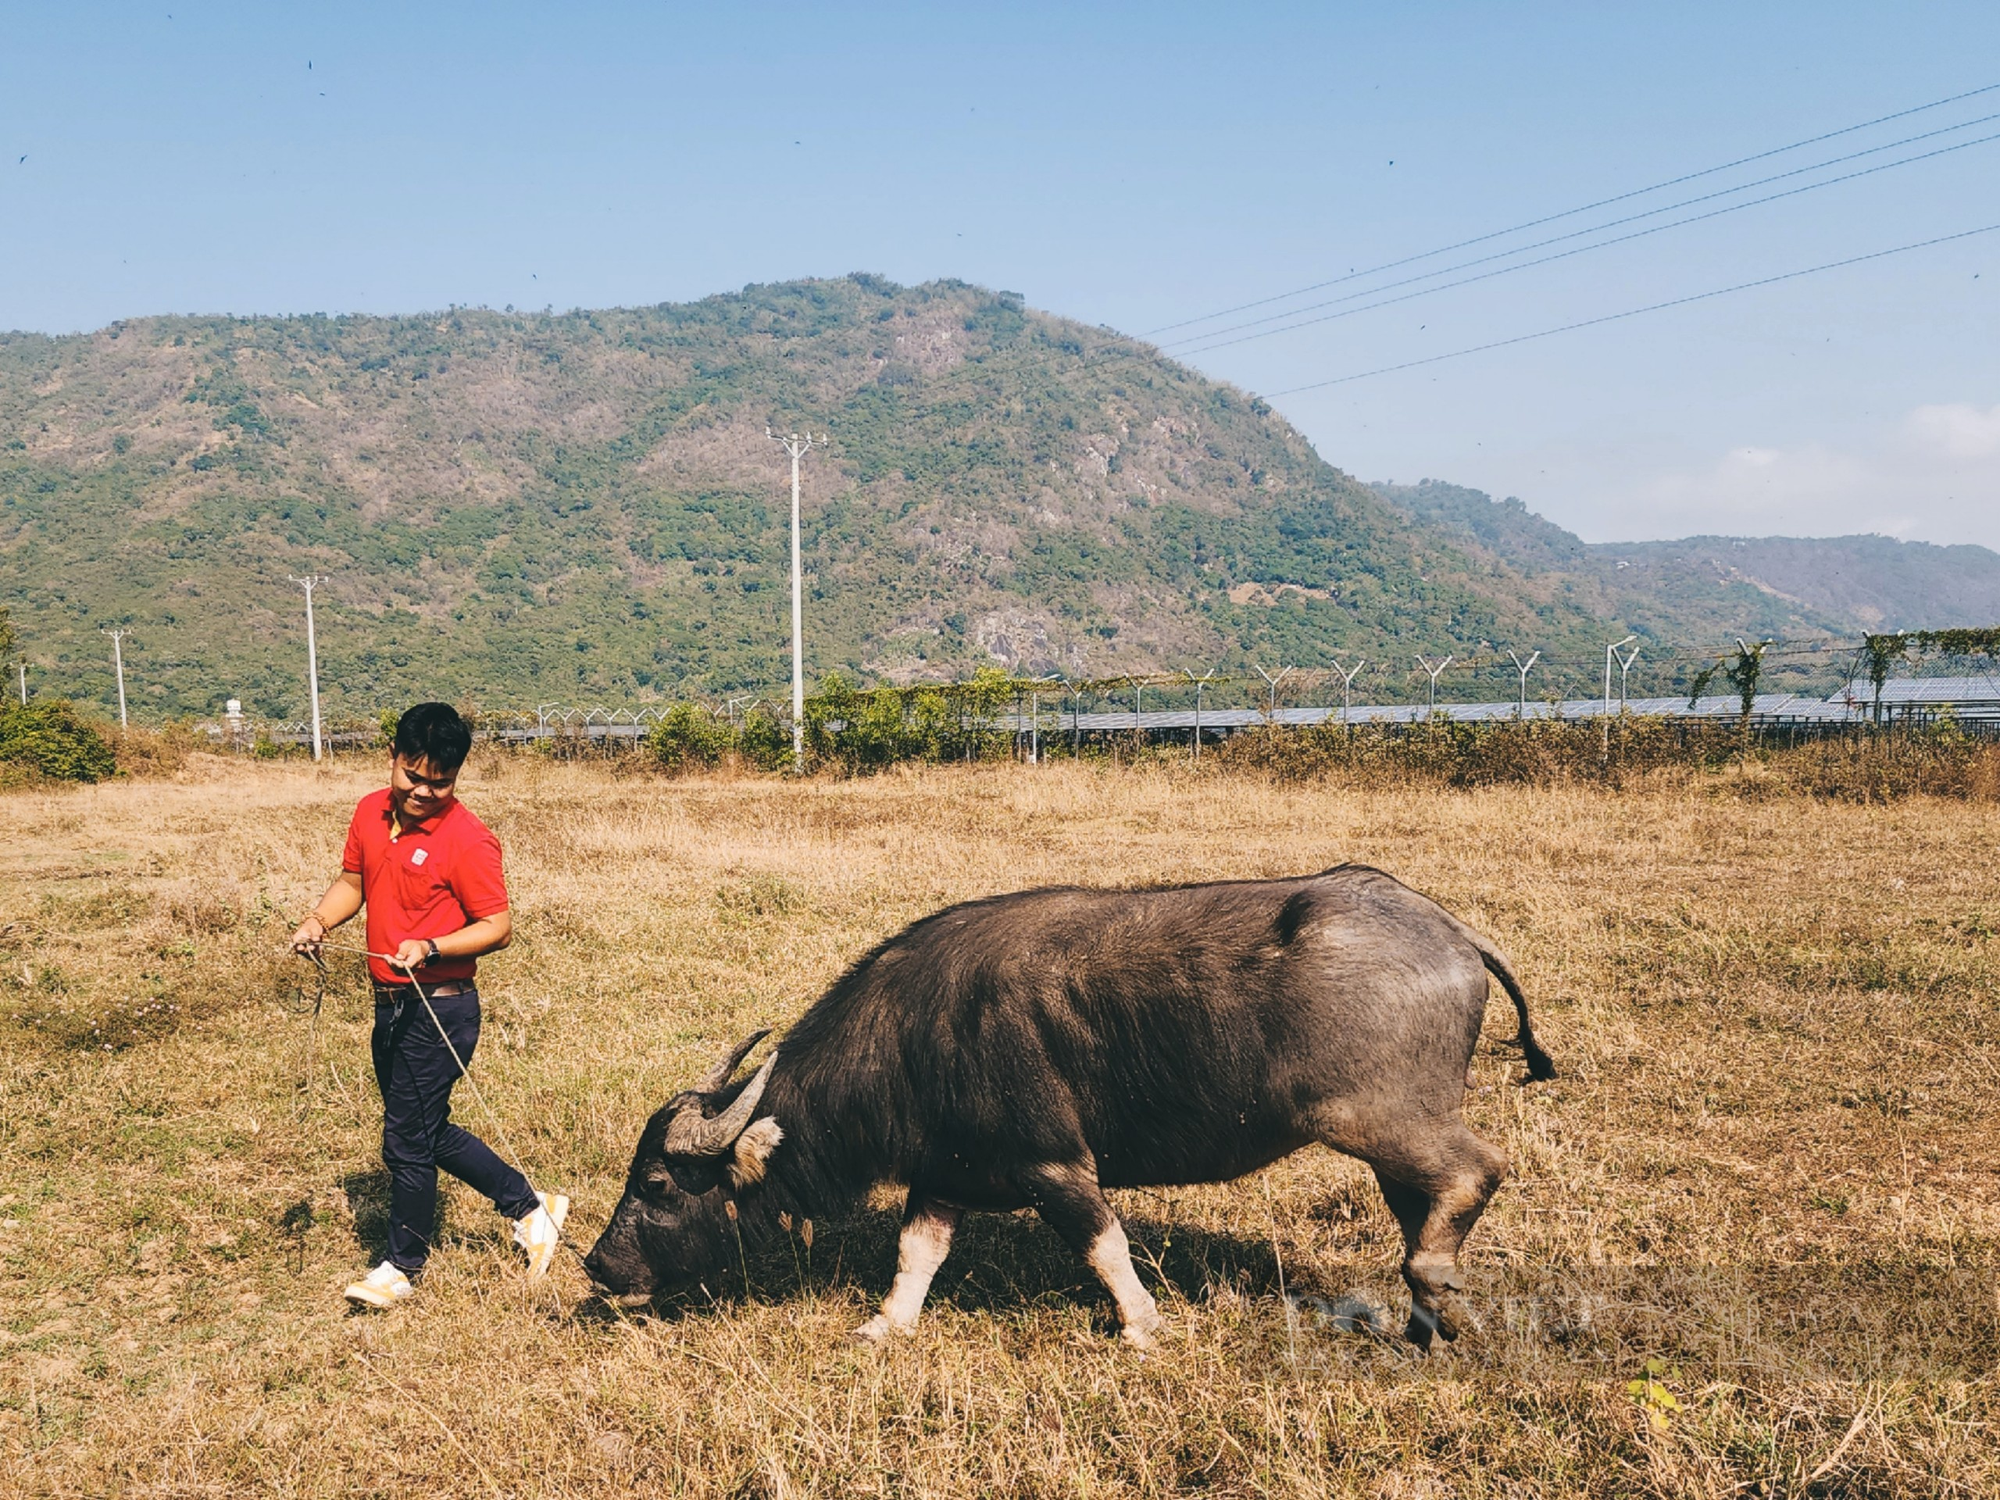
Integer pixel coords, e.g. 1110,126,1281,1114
699,1028,774,1092
665,1052,777,1158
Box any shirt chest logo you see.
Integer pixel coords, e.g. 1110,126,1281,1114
409,848,429,867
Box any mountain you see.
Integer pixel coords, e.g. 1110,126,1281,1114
0,277,1632,721
1370,480,2000,641
1592,535,2000,634
5,277,1990,724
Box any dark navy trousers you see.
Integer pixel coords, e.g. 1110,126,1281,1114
370,988,538,1273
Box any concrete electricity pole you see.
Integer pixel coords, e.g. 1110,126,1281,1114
289,575,327,761
16,662,24,706
1029,672,1060,764
102,629,129,728
767,428,825,773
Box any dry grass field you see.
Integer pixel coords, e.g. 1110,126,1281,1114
1,756,1996,1497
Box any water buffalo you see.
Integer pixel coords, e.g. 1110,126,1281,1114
584,865,1554,1348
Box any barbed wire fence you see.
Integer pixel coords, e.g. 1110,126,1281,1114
165,629,2000,762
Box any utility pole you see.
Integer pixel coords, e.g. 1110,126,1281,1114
1508,650,1541,716
16,661,24,706
767,428,825,773
102,629,129,728
289,575,327,761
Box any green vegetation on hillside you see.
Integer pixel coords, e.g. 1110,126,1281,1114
3,282,1990,724
0,279,1645,721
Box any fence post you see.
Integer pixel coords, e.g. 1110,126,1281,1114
1602,636,1636,757
1333,657,1365,727
1509,650,1541,717
1183,668,1218,759
1415,654,1452,722
1254,664,1294,723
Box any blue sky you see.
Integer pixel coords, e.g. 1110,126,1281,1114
3,1,1996,546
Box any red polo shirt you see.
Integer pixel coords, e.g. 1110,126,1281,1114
342,788,509,986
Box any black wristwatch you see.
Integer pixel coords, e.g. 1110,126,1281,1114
424,939,440,965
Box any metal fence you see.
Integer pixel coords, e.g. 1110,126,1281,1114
190,677,2000,756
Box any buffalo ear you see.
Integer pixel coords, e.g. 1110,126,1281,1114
727,1117,785,1188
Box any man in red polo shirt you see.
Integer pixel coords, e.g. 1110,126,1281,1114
290,702,567,1309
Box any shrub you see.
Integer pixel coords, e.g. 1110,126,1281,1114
804,673,860,763
646,702,734,772
110,721,201,778
0,700,119,783
804,666,1017,772
739,707,791,771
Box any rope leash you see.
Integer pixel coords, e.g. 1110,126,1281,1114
282,949,328,1123
280,940,600,1272
283,938,596,1272
289,938,542,1191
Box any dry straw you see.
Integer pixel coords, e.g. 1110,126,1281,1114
0,755,1994,1496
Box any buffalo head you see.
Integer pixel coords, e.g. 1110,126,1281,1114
583,1029,786,1301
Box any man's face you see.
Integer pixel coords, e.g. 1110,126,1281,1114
388,754,459,824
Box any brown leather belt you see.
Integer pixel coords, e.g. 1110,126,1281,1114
373,978,476,1001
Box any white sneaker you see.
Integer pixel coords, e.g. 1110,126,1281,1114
343,1261,414,1310
512,1191,569,1282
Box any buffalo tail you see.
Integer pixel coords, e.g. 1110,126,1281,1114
1467,933,1557,1082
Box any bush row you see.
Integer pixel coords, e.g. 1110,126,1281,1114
646,670,1022,772
644,694,2000,802
22,690,1985,804
1216,715,2000,801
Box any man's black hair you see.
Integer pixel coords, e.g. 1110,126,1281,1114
393,702,472,773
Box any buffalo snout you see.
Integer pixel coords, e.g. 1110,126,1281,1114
582,1201,652,1298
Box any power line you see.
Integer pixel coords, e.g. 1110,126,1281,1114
947,126,1996,397
1143,80,2000,338
1262,220,2000,397
1167,115,2000,355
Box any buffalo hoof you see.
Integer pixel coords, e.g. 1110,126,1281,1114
852,1315,901,1345
1119,1317,1164,1354
1405,1295,1478,1351
1404,1305,1439,1351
